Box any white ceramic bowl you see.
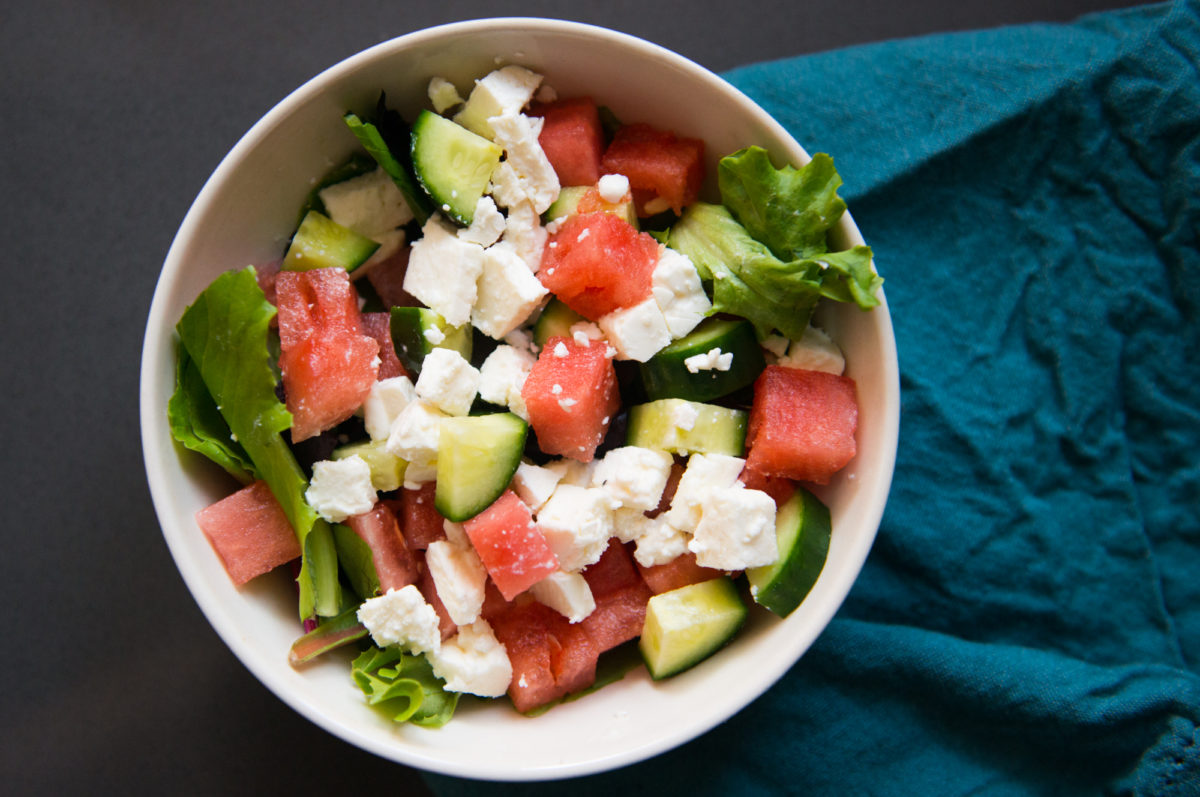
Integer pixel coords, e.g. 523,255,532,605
140,17,899,782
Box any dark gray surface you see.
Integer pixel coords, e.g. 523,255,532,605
0,0,1149,793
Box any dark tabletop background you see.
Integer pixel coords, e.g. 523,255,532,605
0,1,1151,793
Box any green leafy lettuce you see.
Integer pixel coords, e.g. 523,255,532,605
168,343,256,485
666,147,881,340
175,266,340,619
351,645,459,727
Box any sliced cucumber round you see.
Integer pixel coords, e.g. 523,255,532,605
435,413,528,522
282,210,380,273
639,577,747,680
389,306,472,377
626,398,747,457
410,110,502,226
639,317,766,402
746,486,831,617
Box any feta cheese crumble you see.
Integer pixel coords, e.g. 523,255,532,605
402,215,484,327
414,347,480,417
683,347,734,373
688,486,778,570
357,585,442,655
597,173,631,203
535,484,614,572
599,297,672,362
530,570,596,623
428,620,512,697
478,344,535,420
778,324,846,375
361,376,416,441
305,455,376,522
424,539,488,626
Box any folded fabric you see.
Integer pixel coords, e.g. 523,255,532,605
425,2,1200,793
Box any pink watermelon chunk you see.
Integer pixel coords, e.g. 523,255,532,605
195,480,301,586
538,213,660,320
394,483,447,551
745,366,859,485
580,541,652,652
488,599,561,713
276,269,379,441
360,312,407,380
463,491,559,600
531,96,606,187
344,502,418,594
637,551,724,595
521,335,620,463
364,244,417,309
600,122,705,215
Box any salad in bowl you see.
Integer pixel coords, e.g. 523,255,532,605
141,18,898,781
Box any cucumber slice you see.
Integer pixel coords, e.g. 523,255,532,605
639,577,747,680
410,110,502,226
435,413,528,522
532,298,585,348
543,185,638,228
331,439,406,493
746,487,831,617
389,306,472,377
626,398,747,456
639,317,766,402
282,210,380,272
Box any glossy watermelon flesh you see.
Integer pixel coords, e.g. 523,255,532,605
531,96,606,187
364,244,417,309
343,502,418,594
194,480,301,586
599,123,705,215
463,491,560,601
521,335,621,463
416,554,458,641
393,483,446,551
537,213,659,321
579,540,652,652
488,600,565,713
637,551,724,595
745,366,859,485
276,268,380,442
360,312,407,380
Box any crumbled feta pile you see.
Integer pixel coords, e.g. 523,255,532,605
357,585,442,655
428,619,512,697
305,456,376,522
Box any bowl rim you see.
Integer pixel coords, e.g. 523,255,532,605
140,16,900,781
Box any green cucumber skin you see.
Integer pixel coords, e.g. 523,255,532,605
389,306,472,377
283,210,380,273
626,399,748,457
532,298,585,348
640,577,748,680
747,487,832,617
639,318,766,403
434,413,528,522
410,110,501,226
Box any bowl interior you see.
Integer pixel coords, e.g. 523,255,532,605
140,18,899,781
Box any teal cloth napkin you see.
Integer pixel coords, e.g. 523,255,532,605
426,2,1200,793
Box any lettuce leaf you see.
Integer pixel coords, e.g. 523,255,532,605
351,645,460,727
718,147,847,260
167,342,256,485
175,267,340,619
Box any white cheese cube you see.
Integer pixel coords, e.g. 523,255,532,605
425,539,488,626
592,446,673,511
487,112,560,214
414,348,480,417
760,334,791,359
665,453,746,533
458,195,506,247
597,173,631,203
317,167,413,241
427,76,464,114
442,519,469,548
362,376,416,441
612,506,654,544
402,461,438,489
652,247,711,339
598,297,672,362
473,242,550,339
385,398,447,471
511,460,563,511
478,344,536,420
356,585,442,655
688,486,778,570
530,570,596,623
683,347,734,373
634,516,691,568
428,619,512,697
499,201,549,273
545,458,599,488
454,65,543,139
305,456,376,523
779,325,846,375
403,215,485,327
535,484,614,572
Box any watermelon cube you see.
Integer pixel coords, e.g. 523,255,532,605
393,483,447,551
531,96,606,187
580,541,653,651
364,244,418,309
344,502,419,594
521,335,621,462
538,213,659,320
745,366,859,485
360,312,407,380
276,269,380,441
195,480,301,586
488,600,562,713
463,491,559,600
637,551,724,595
600,123,705,215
